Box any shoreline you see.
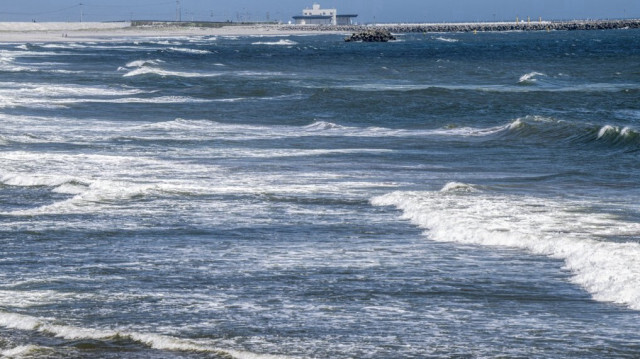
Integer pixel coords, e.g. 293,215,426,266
0,18,638,42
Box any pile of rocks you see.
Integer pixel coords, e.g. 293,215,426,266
282,19,640,34
345,29,396,42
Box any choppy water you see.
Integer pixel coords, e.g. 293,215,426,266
1,29,640,358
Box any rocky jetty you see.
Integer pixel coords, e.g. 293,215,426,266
282,19,640,34
345,29,396,42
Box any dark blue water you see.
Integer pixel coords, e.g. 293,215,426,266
1,29,639,358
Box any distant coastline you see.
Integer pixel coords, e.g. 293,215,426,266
0,18,638,43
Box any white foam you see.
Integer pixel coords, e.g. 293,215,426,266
519,71,546,83
122,66,222,78
0,173,84,188
1,344,48,357
134,118,511,141
0,311,293,359
439,182,477,192
596,125,637,141
0,83,147,97
597,125,617,139
0,82,155,108
303,121,346,131
152,40,182,45
372,185,640,310
167,47,210,54
507,118,525,130
0,289,81,308
39,44,79,49
234,71,286,78
68,96,211,104
7,180,162,216
434,36,459,43
251,39,298,46
125,59,164,68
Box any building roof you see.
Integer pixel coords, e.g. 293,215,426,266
292,14,357,19
336,14,358,18
292,15,333,20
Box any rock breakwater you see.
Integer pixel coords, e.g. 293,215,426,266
345,29,396,42
281,19,640,33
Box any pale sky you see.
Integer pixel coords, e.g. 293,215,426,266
2,0,638,23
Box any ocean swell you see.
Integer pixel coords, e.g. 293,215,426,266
497,116,640,151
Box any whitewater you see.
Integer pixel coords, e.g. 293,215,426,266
0,29,639,358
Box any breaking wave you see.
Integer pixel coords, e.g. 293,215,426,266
0,311,291,359
124,59,164,68
500,116,640,151
439,182,478,192
251,39,298,46
167,47,211,54
434,36,459,43
120,57,220,78
128,118,638,153
0,172,169,216
304,120,347,131
372,185,640,310
122,66,222,78
518,71,546,84
1,344,51,358
596,125,640,148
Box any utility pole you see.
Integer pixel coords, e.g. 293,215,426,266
79,3,83,22
176,0,181,22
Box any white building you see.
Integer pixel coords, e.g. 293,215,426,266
292,3,357,26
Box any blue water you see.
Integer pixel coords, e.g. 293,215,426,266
1,29,640,358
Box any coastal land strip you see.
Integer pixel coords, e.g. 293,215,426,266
0,18,638,42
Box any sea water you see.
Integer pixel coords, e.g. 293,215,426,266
0,29,639,358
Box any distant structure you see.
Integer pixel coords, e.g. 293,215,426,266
292,3,357,26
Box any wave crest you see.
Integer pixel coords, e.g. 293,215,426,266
0,312,292,359
125,59,164,68
434,36,459,43
122,66,221,78
304,121,346,131
596,125,640,145
500,116,640,151
372,189,640,310
167,47,210,54
251,39,298,46
518,71,546,84
440,182,478,192
1,345,49,357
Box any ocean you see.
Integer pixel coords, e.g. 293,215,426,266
0,29,639,358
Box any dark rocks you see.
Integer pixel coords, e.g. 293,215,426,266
345,29,396,42
282,19,640,35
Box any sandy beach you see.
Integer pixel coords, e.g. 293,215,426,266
0,22,337,42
